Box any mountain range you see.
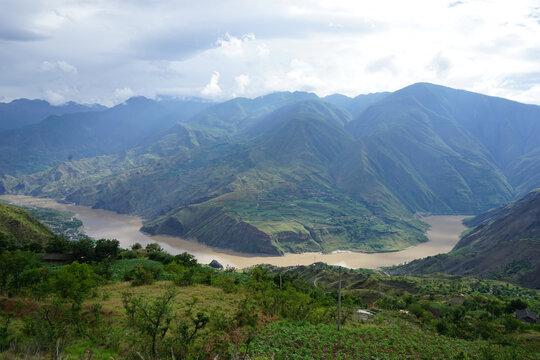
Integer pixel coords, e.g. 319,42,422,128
1,83,539,255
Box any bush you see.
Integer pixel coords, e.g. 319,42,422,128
119,250,138,259
194,267,214,285
165,263,194,286
174,252,198,267
147,251,175,264
54,261,98,306
124,263,155,286
213,275,238,293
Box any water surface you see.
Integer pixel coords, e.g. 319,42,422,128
0,195,467,269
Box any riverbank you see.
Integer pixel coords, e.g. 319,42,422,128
0,195,467,269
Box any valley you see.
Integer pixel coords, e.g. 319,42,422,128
0,194,466,268
2,83,539,256
2,2,540,358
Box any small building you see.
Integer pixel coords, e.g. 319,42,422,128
516,309,539,324
42,253,73,263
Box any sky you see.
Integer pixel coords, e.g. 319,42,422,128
1,0,540,106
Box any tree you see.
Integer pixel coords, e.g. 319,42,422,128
174,252,198,267
145,242,163,253
71,238,95,262
172,298,209,358
45,236,71,254
122,287,177,359
54,261,97,308
0,250,39,294
94,239,120,261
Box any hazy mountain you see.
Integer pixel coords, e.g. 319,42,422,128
0,97,214,176
6,100,428,254
0,98,106,131
2,83,540,255
389,188,540,288
185,91,319,136
323,92,390,118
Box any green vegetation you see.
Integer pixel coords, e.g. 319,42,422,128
15,205,85,240
0,212,538,359
4,84,540,255
252,321,533,359
0,202,56,249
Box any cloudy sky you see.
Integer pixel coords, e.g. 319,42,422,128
1,0,540,106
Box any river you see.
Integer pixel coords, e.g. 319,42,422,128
0,195,467,269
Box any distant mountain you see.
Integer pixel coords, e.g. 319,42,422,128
185,91,319,136
2,83,540,256
0,98,106,131
0,97,214,176
323,92,390,118
0,202,56,247
389,188,540,288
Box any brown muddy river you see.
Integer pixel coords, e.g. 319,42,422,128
0,195,467,269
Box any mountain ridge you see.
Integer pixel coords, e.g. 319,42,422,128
2,83,539,255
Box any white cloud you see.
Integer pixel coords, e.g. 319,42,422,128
44,89,66,105
201,72,222,97
1,0,540,105
429,52,451,77
216,33,255,57
256,44,270,57
114,87,134,102
234,74,251,95
41,60,77,74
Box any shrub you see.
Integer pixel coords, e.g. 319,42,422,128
165,263,194,287
213,275,237,293
124,263,155,286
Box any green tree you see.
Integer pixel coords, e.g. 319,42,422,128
174,252,198,267
145,242,163,253
54,261,98,307
171,298,209,358
122,287,177,359
45,236,71,253
94,239,120,261
71,237,95,262
0,250,39,294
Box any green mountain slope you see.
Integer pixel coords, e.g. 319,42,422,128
389,188,540,288
8,100,427,254
2,83,540,256
335,82,540,215
0,202,56,247
142,100,428,254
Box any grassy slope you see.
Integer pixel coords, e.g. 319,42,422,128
0,202,56,246
3,265,539,359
